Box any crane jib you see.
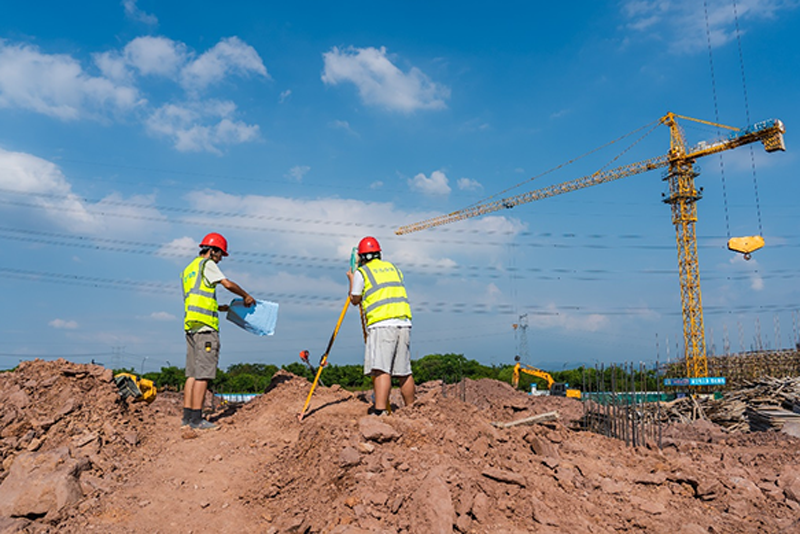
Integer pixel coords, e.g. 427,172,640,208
395,115,784,236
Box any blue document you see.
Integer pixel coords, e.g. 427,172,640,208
225,299,279,336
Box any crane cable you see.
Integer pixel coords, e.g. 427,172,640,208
704,0,764,240
704,0,731,240
732,0,764,236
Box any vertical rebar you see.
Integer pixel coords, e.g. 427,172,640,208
639,362,645,447
626,362,633,447
613,364,618,441
582,367,588,431
657,358,662,448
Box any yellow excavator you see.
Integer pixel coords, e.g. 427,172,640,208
114,372,157,404
512,356,581,399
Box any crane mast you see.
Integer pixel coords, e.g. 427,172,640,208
396,113,786,378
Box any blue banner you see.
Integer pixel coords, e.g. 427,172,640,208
663,376,726,387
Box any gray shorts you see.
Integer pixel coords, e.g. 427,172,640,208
364,326,412,376
185,330,220,380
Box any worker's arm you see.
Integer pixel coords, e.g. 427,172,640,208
346,270,362,306
219,278,255,307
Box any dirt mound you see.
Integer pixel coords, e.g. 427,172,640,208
2,362,800,533
0,359,175,531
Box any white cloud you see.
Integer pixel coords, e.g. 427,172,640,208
49,318,78,329
181,36,268,91
0,148,167,235
1,37,267,153
457,177,482,191
750,274,765,291
534,303,609,333
149,311,176,321
321,46,449,112
0,147,93,228
729,254,766,291
93,51,132,82
621,0,793,54
122,0,158,25
279,89,291,103
157,236,198,262
124,36,187,77
176,189,525,290
370,181,384,189
0,41,142,120
408,170,451,196
286,165,310,182
329,119,358,136
145,100,260,154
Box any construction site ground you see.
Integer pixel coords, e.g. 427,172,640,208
2,359,800,533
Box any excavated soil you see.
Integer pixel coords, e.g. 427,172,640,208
2,359,800,533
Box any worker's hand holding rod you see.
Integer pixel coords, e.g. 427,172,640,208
298,248,358,421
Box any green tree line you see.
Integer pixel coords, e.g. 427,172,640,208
118,353,658,394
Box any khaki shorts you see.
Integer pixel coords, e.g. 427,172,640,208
185,331,220,380
364,326,412,376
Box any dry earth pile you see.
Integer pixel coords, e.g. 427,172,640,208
1,361,800,533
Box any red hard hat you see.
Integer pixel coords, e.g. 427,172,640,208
357,236,381,255
199,232,229,256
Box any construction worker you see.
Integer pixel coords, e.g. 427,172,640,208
347,236,414,415
181,232,255,430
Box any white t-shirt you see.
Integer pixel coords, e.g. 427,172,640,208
350,269,411,329
202,259,225,286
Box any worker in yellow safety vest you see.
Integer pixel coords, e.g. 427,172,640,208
347,236,414,415
181,232,254,430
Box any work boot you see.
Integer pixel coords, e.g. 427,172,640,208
181,408,192,428
190,419,219,430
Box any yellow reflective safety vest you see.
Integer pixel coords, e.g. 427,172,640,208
182,257,219,331
358,259,411,326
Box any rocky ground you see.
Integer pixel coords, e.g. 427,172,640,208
1,359,800,533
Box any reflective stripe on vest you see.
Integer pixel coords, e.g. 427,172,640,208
182,257,219,330
358,259,411,326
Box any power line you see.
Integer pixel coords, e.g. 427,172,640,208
3,229,796,285
2,226,798,267
1,190,796,251
1,266,796,318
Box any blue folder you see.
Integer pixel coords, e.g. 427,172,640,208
225,299,279,336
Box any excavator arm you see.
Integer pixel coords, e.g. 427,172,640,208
512,362,555,389
512,362,581,398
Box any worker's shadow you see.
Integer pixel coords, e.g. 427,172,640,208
301,397,351,419
207,400,242,423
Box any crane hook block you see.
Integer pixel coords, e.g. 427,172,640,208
727,235,765,260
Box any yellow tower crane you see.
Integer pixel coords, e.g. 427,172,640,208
396,113,786,378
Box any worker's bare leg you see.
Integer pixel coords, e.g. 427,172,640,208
372,371,391,411
398,375,415,407
191,379,209,410
183,377,196,409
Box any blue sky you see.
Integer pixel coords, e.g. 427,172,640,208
1,0,799,375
